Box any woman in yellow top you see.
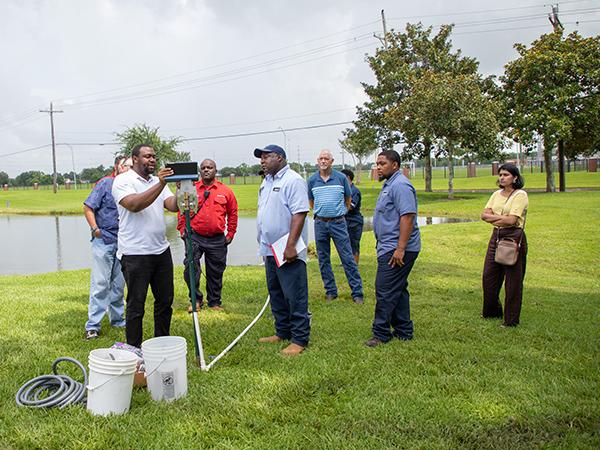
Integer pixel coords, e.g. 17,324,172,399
480,163,528,327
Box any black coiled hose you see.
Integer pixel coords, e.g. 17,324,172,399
15,357,87,408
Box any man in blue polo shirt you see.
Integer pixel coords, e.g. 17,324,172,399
83,156,131,339
255,144,310,356
365,150,421,347
308,149,363,304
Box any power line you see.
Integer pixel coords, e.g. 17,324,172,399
57,36,375,111
453,19,600,35
0,143,50,158
53,21,381,106
58,107,357,135
386,0,593,21
54,45,374,111
180,121,354,142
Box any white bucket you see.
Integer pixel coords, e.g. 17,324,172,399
141,336,188,402
87,348,138,416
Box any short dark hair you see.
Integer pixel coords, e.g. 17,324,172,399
498,163,525,189
131,143,153,158
114,155,125,165
378,150,401,166
340,169,354,181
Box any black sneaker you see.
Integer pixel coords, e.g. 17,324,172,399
86,330,99,340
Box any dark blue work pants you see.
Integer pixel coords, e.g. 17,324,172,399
264,256,310,347
372,250,419,342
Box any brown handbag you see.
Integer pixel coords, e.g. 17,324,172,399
494,230,522,265
494,190,525,266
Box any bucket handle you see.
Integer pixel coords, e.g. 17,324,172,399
87,368,128,391
143,356,167,379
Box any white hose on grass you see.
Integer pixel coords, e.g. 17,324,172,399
202,295,270,372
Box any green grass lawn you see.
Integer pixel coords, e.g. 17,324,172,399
0,191,598,448
1,170,599,215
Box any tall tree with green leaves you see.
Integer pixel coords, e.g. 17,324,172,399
115,123,188,168
339,126,378,184
387,72,501,199
502,31,600,192
355,22,480,191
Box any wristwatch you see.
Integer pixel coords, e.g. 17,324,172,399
91,227,99,240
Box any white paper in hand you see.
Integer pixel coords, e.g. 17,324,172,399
270,233,306,267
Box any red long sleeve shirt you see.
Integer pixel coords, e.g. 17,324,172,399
177,180,238,240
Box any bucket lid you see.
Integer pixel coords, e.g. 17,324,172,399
89,348,139,364
141,336,187,352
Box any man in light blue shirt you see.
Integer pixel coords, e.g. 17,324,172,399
255,144,310,356
366,150,421,347
308,150,363,304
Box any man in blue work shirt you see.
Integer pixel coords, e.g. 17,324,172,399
341,169,364,264
365,150,421,347
255,144,310,356
83,156,131,339
308,150,363,304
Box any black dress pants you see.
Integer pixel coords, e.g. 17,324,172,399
183,233,228,307
121,248,174,348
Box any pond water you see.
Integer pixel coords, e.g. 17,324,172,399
0,215,471,275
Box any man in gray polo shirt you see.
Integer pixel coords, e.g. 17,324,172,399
255,144,310,356
365,150,421,347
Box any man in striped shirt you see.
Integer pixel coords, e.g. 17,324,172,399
308,150,364,304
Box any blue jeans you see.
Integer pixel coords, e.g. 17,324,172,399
265,256,310,347
372,250,419,341
86,238,125,331
314,218,363,298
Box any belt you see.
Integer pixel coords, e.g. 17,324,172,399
315,215,344,222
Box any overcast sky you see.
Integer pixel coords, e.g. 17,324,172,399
0,0,598,177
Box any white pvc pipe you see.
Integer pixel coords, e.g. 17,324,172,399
202,295,271,372
191,310,206,370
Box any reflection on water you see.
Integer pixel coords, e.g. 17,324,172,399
0,215,472,275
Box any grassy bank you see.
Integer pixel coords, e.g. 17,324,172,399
1,171,599,215
0,191,598,448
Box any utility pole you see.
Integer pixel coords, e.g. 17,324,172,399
374,9,388,50
39,102,63,194
548,4,566,191
340,148,346,169
548,4,564,32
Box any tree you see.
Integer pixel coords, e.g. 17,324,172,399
14,171,53,186
502,31,600,192
356,23,481,191
339,126,378,184
387,72,501,199
79,165,111,183
0,171,9,185
115,123,188,168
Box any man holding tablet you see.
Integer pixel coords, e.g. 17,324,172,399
112,144,178,348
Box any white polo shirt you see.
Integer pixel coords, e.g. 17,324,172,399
112,169,174,258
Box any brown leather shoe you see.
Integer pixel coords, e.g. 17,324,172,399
209,305,224,311
281,343,305,355
364,337,384,347
187,302,202,313
258,335,284,344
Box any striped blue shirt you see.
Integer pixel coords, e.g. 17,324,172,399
308,170,351,218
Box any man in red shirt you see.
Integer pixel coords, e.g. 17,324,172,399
177,159,238,311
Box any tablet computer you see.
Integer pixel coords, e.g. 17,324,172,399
164,162,199,182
